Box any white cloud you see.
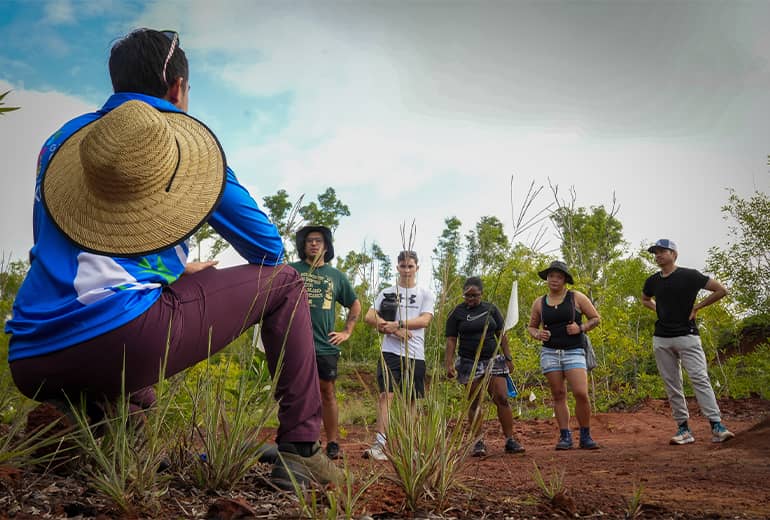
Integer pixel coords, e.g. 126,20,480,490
17,1,765,279
0,80,96,261
43,0,75,24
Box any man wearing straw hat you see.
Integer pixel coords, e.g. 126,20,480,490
5,28,340,489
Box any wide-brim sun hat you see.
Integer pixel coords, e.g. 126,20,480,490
538,260,575,285
42,100,226,256
296,225,335,262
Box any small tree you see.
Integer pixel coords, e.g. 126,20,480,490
706,189,770,316
190,224,229,262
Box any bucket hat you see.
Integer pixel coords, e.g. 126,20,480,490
296,225,334,262
41,100,226,256
538,260,575,285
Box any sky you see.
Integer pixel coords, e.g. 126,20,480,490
1,0,768,284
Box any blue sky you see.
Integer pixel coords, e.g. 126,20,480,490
1,0,769,282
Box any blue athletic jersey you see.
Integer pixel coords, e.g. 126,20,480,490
6,93,284,361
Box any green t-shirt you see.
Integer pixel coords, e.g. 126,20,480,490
290,261,358,355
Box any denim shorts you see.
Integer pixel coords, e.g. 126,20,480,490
540,347,586,374
455,355,508,385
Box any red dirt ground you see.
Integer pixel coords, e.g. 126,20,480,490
1,397,768,519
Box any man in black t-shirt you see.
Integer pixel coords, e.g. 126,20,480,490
641,239,734,445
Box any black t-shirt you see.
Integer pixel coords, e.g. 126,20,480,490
643,267,710,337
445,301,505,360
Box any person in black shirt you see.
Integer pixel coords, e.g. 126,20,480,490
445,277,525,456
642,239,734,445
527,261,601,450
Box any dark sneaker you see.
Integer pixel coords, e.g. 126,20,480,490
256,442,279,464
270,442,343,490
504,437,525,454
472,440,487,457
670,425,695,445
555,433,573,451
579,436,600,450
325,441,341,460
711,422,735,443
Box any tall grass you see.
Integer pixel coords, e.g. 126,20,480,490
70,368,173,515
381,353,475,512
184,340,280,491
531,461,565,500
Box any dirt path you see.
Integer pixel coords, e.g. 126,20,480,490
1,398,768,519
339,397,770,519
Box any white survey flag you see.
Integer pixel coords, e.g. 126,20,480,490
504,280,519,331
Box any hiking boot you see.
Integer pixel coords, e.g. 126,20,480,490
362,442,387,461
325,441,341,460
270,442,343,490
711,422,735,443
472,440,487,457
504,437,525,454
555,432,573,450
670,425,695,445
579,436,600,450
256,442,279,464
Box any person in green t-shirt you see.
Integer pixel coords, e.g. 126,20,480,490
290,225,361,460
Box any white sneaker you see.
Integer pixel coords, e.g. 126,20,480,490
363,442,387,461
711,422,735,443
670,426,695,445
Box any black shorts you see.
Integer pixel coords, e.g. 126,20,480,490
316,353,340,381
376,352,426,398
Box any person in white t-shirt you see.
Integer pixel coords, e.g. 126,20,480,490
362,250,435,460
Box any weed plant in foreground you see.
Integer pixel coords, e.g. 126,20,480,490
381,353,477,512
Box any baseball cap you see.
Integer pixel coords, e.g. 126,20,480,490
647,239,678,253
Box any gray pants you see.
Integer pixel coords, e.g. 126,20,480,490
652,335,721,424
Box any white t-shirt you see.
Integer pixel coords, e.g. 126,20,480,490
374,284,435,360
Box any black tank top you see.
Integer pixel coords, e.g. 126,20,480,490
541,290,584,350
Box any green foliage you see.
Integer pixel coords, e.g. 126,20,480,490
262,189,294,236
717,342,770,399
190,223,228,261
0,90,20,115
0,256,28,322
550,201,625,299
262,187,351,261
706,189,770,316
432,216,463,298
71,373,173,515
532,461,565,500
382,358,473,512
185,344,279,491
463,215,510,275
299,187,350,231
625,482,645,519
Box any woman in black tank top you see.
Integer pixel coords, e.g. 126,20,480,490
527,261,601,450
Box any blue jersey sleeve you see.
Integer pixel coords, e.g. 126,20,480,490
207,167,284,265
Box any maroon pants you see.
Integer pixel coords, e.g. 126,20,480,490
11,263,321,444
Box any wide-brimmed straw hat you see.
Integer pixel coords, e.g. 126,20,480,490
538,260,575,285
42,100,226,256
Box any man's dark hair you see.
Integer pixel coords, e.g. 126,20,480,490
397,250,419,264
109,29,188,98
